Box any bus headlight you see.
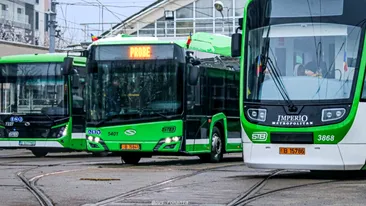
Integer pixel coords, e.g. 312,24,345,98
61,125,68,136
321,108,346,122
87,136,103,143
165,137,172,143
247,108,267,122
164,136,181,144
53,125,68,138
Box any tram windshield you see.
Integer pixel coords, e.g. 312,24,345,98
246,23,362,102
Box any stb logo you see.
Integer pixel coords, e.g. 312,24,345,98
252,132,268,141
124,129,136,136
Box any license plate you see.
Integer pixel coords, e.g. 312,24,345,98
121,144,140,150
279,147,305,155
19,141,36,146
8,131,19,137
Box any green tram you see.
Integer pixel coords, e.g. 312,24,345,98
80,32,241,164
0,53,95,157
231,0,366,170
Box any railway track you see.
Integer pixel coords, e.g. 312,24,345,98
14,160,91,206
83,162,245,206
226,170,366,206
17,167,54,206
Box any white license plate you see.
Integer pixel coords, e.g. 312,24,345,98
19,141,36,146
8,131,19,137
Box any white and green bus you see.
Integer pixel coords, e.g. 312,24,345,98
0,53,96,157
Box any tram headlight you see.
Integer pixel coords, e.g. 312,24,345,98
321,108,346,122
247,108,267,122
88,136,93,141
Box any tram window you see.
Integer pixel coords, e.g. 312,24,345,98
361,77,366,100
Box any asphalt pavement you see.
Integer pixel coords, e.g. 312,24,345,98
1,149,366,206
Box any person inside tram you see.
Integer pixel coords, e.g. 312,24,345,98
294,64,306,76
304,53,327,77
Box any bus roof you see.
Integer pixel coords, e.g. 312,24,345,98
91,32,232,57
0,53,86,67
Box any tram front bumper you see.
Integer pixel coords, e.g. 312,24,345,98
243,143,366,170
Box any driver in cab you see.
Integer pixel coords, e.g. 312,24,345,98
304,54,327,77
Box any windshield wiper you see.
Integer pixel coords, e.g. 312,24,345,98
95,114,126,126
140,109,173,120
261,26,297,112
41,112,55,124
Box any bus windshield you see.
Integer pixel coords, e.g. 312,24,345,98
86,58,183,123
0,63,68,117
246,23,362,102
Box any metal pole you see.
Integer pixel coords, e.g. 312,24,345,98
49,0,57,53
84,25,87,41
102,6,104,32
220,11,224,33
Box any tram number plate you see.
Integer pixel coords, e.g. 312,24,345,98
121,144,140,150
279,147,305,155
19,141,36,146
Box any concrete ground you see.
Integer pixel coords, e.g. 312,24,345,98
1,149,366,206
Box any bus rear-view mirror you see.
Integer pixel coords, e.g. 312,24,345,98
72,74,80,89
231,33,242,57
62,57,74,75
188,64,200,85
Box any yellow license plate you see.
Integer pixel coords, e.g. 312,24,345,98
279,147,305,155
121,144,141,150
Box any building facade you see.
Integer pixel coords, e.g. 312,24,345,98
101,0,246,39
0,0,49,46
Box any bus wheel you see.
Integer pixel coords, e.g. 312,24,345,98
31,150,48,157
210,126,223,163
121,154,141,165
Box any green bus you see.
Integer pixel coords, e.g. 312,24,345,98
81,32,241,164
231,0,366,170
0,53,92,157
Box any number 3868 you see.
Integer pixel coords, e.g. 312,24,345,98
317,135,335,142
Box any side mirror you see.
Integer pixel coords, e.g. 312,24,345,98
72,73,80,89
231,33,242,57
81,50,89,57
87,60,98,73
238,18,243,29
188,64,200,85
62,57,74,75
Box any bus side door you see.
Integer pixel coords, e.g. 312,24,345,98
70,66,86,140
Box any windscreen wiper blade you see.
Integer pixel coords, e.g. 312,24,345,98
95,114,125,126
41,112,55,124
143,110,173,120
261,26,297,112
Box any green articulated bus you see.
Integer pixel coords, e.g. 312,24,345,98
0,53,94,157
82,32,242,164
231,0,366,170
